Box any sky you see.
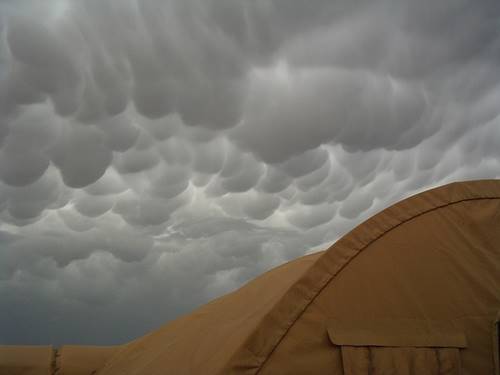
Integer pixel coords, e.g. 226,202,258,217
0,0,499,346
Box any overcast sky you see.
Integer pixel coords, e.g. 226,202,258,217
0,0,499,346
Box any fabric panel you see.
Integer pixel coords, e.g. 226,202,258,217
249,180,500,374
57,345,119,375
327,318,467,348
314,199,500,374
260,181,499,375
495,312,500,375
0,346,53,375
97,252,322,375
256,309,344,375
340,346,462,375
453,315,498,375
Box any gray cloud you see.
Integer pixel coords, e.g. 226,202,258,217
0,0,500,346
50,125,113,188
230,64,430,162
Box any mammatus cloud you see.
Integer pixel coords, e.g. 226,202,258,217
0,0,499,345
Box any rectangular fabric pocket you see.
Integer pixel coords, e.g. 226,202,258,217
327,318,467,375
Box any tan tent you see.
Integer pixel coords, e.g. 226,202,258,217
2,179,499,374
0,345,53,375
97,179,500,375
56,346,120,375
0,345,119,375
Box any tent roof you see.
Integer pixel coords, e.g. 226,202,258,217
97,179,500,374
243,179,500,369
57,345,120,375
0,345,53,375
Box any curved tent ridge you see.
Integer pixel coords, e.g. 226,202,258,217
224,179,500,374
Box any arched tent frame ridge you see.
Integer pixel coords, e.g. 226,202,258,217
222,179,500,374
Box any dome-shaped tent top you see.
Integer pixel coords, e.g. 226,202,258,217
93,180,500,374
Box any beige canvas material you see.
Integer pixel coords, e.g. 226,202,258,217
0,345,53,375
57,345,119,375
339,346,462,375
326,320,466,375
96,180,500,375
258,182,500,374
0,345,119,375
494,311,500,375
326,319,467,348
245,180,500,375
97,252,323,375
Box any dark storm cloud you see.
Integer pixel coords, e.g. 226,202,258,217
0,0,499,346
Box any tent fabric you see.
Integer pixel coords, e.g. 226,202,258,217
57,345,120,375
326,319,466,374
0,345,53,375
338,346,462,375
493,311,500,375
0,345,119,375
326,318,467,348
96,179,500,375
257,180,500,375
97,251,324,375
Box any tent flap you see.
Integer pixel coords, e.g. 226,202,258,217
327,318,467,348
339,346,462,375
